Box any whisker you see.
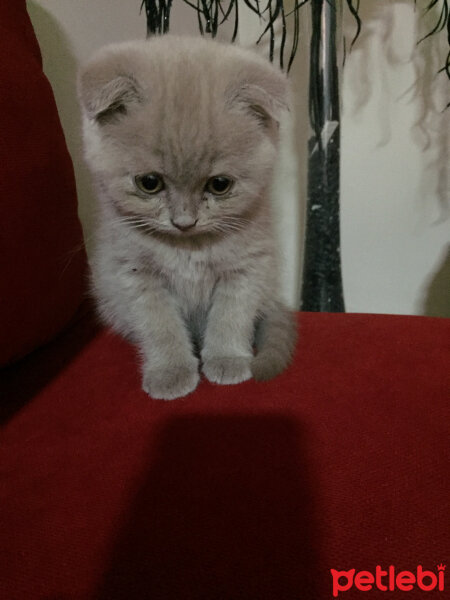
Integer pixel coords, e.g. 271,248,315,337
220,216,251,227
109,220,148,227
216,219,249,231
109,217,159,230
211,222,245,234
114,217,148,224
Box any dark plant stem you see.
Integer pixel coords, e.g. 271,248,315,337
301,0,345,312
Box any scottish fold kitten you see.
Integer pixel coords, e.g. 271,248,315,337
78,35,297,400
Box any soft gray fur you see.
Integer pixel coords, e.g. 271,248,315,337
78,35,297,400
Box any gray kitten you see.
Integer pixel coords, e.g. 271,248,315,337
78,35,297,400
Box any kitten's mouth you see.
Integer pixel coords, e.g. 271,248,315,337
169,226,214,239
127,217,235,243
170,219,198,234
134,222,223,246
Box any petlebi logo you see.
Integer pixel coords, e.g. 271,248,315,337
330,564,445,597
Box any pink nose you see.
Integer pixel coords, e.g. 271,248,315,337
171,218,198,231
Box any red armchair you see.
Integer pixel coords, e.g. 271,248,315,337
1,3,449,599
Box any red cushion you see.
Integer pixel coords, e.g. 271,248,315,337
1,312,448,599
0,1,86,365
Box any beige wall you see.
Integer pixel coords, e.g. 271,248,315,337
340,1,449,316
28,0,449,315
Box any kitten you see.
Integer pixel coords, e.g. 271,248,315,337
78,35,297,400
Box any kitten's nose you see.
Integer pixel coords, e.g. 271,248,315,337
171,217,198,231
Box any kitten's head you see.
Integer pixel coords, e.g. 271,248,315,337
78,36,289,239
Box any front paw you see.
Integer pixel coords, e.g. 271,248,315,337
143,364,200,400
202,356,252,385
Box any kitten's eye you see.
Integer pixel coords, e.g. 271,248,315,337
135,173,164,195
205,176,233,196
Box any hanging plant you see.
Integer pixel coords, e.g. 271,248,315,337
140,1,450,78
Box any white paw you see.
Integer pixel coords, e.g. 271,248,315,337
143,364,200,400
202,356,252,385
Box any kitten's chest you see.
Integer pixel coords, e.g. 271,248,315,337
156,247,218,308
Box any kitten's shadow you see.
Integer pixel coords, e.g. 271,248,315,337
96,413,322,599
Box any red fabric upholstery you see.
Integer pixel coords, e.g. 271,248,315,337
1,311,448,599
0,0,86,365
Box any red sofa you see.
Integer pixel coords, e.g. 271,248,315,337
1,3,449,599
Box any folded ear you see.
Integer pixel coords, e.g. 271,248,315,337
228,62,289,128
78,50,143,125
